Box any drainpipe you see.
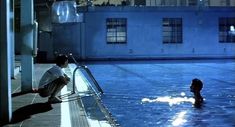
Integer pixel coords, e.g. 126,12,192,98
21,0,34,91
0,0,12,123
11,1,15,79
81,22,86,60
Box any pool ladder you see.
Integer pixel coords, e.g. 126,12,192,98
72,65,103,95
70,54,119,127
72,65,119,127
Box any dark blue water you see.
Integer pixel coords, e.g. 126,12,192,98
87,60,235,127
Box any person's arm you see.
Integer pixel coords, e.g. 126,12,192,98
55,66,70,84
58,76,70,85
64,73,70,82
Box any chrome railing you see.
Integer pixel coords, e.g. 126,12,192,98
70,53,104,95
69,54,119,126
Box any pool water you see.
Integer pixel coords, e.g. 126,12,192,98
86,60,235,127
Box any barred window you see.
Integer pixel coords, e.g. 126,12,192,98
106,18,127,44
219,17,235,43
162,18,183,44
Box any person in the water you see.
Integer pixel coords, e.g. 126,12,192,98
190,78,204,107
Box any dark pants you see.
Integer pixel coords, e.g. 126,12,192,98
39,78,65,98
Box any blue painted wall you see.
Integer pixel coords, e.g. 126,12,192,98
50,7,235,60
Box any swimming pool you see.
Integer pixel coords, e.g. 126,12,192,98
86,60,235,127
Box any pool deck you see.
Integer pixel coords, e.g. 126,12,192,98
2,64,116,127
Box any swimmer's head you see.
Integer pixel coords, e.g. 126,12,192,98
190,78,203,93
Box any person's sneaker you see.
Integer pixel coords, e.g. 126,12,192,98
48,96,62,104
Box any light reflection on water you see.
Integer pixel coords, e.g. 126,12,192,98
141,92,195,106
141,94,193,126
172,111,187,126
141,96,195,106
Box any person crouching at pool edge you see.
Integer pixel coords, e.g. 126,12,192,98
38,54,70,104
190,78,204,107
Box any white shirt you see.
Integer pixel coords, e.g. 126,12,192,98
38,65,65,88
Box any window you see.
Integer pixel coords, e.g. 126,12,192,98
162,18,183,44
106,18,127,44
219,17,235,43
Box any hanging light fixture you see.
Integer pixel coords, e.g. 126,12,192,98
51,0,82,23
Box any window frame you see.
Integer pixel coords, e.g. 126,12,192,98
162,18,183,44
219,17,235,43
106,18,127,44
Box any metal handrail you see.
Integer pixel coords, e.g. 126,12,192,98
82,66,104,94
69,54,118,126
72,65,118,127
72,66,80,94
70,53,104,94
